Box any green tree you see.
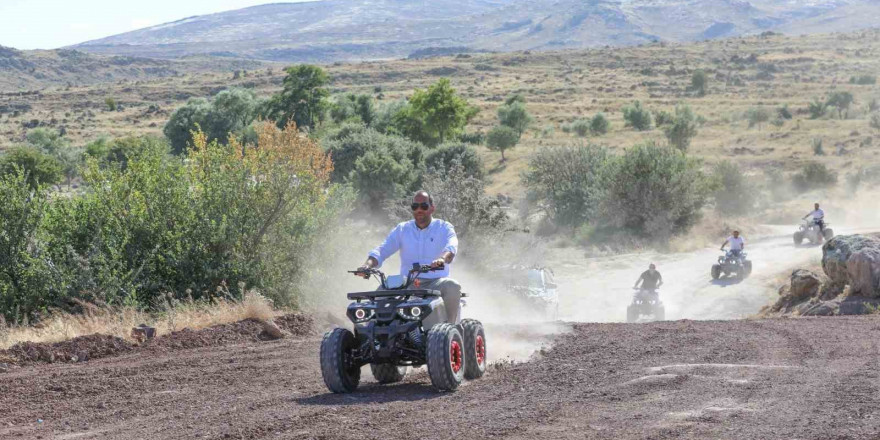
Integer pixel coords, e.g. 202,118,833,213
263,64,330,130
664,104,699,151
523,145,610,227
424,142,484,178
497,101,533,137
324,127,424,185
712,160,755,215
826,91,854,119
394,78,478,146
792,162,837,193
54,145,84,189
26,127,67,154
349,148,420,209
330,93,376,126
691,69,708,96
603,143,709,238
0,146,63,189
207,88,261,143
746,107,771,129
486,125,519,160
623,101,653,131
808,97,827,119
163,97,211,154
590,113,609,135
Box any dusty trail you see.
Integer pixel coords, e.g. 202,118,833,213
3,317,880,439
554,224,877,323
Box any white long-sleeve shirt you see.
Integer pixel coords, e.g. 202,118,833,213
806,209,825,220
368,219,458,279
726,236,745,251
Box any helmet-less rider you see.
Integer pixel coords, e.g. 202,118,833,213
357,190,462,325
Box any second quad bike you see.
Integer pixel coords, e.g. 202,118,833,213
793,219,833,245
626,288,665,323
711,250,753,280
320,263,486,394
507,267,559,321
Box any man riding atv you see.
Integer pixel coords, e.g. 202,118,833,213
721,230,745,260
628,263,665,322
358,190,461,325
802,203,825,232
634,263,663,292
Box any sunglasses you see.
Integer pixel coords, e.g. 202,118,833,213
411,202,431,211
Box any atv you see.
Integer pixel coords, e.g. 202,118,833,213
793,219,833,246
711,250,753,280
626,288,665,323
320,263,486,394
507,267,559,321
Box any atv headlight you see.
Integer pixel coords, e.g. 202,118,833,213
349,308,374,323
410,306,422,317
397,306,429,321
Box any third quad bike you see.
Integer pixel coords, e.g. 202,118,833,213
711,250,753,280
507,267,559,321
793,219,833,245
626,288,665,323
320,264,486,394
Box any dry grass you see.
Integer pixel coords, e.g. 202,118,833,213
0,291,280,350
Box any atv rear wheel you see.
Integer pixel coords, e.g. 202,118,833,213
426,323,465,392
824,228,834,241
370,364,408,384
793,231,804,246
461,319,487,380
320,328,361,393
711,264,722,280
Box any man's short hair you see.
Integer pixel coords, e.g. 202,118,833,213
413,190,433,205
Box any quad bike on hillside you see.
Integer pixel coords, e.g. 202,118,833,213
626,288,665,323
320,264,486,393
711,250,753,280
793,219,833,245
507,267,559,321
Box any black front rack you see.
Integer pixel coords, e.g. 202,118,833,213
347,289,441,301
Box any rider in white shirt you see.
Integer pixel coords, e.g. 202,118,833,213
721,230,745,258
802,203,825,231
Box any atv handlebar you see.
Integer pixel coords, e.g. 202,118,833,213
349,263,445,290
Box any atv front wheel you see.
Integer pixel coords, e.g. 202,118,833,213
461,319,487,380
743,260,753,277
824,228,834,241
370,364,408,384
426,323,465,392
711,264,722,280
320,328,361,393
793,232,804,246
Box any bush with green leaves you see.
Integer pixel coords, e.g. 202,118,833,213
105,97,117,111
812,137,824,156
26,127,68,154
164,88,262,154
791,162,837,193
850,75,877,85
262,64,330,131
653,109,674,126
808,97,827,119
602,143,709,238
486,125,520,160
0,146,63,189
424,142,483,179
826,91,854,119
870,113,880,131
324,126,424,186
523,144,611,227
746,107,771,129
711,160,755,215
622,101,653,131
691,69,708,96
329,93,376,126
391,78,478,146
497,101,533,137
590,113,609,135
570,119,590,137
664,104,699,151
777,105,793,120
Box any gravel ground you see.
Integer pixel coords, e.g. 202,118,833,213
2,315,880,439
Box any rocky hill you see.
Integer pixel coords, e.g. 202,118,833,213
71,0,880,62
0,45,264,91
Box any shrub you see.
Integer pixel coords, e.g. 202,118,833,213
486,125,520,160
504,93,526,105
812,137,824,156
623,101,653,131
349,146,420,209
458,131,484,145
691,69,708,96
777,105,793,120
869,98,879,113
105,97,117,111
497,101,533,137
664,104,699,151
850,75,877,85
603,143,709,238
826,91,854,119
653,109,674,126
746,107,771,129
589,113,609,135
791,162,837,193
870,113,880,131
0,146,63,189
26,127,67,154
164,89,263,154
424,142,483,178
808,97,827,119
712,161,755,215
329,93,376,126
324,127,423,186
522,145,611,227
570,119,591,137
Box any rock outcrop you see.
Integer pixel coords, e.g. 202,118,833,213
822,234,880,297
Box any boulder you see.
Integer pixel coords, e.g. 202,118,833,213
822,235,880,297
801,300,838,316
790,269,823,300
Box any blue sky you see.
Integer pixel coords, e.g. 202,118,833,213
0,0,313,50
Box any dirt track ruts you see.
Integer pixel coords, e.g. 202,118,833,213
3,316,880,439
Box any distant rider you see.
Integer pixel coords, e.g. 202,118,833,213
634,263,663,302
358,190,461,323
634,263,663,291
721,230,745,260
802,203,825,232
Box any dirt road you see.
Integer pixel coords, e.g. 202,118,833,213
3,316,880,440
